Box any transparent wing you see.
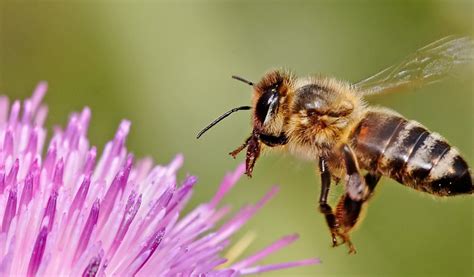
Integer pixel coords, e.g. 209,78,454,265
354,36,474,96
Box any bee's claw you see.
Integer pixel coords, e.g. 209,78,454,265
228,151,238,159
328,229,357,254
337,232,357,254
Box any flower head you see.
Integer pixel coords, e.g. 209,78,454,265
0,82,319,275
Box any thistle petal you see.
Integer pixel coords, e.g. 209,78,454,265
0,83,319,276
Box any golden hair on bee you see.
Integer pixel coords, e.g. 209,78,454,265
254,69,294,95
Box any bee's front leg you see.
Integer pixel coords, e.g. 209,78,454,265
228,132,261,177
335,144,380,254
231,132,287,177
244,134,261,177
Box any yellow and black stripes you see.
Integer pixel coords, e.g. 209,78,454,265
350,111,472,196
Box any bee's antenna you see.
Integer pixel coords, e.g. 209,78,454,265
196,106,251,139
232,75,254,86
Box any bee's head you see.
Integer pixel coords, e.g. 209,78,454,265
196,70,293,177
196,70,293,140
252,70,293,134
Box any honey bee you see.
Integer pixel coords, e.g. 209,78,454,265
197,36,473,254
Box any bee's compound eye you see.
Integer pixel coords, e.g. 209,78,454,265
256,91,279,124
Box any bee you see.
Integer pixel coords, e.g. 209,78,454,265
197,36,473,254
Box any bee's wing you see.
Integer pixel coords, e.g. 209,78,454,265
354,36,473,96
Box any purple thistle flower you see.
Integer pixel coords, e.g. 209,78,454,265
0,82,319,276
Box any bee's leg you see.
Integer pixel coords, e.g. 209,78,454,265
317,157,339,247
229,136,251,158
246,134,263,177
335,144,381,254
243,132,287,177
228,133,261,177
365,172,381,199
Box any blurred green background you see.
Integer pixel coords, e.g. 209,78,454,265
1,1,472,276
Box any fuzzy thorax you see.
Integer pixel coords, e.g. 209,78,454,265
284,76,366,162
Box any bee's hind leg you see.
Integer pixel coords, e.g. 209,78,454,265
335,144,381,254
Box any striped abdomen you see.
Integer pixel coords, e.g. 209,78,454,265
349,110,472,196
